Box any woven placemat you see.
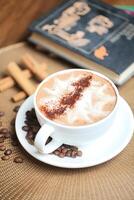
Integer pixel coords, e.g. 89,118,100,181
0,43,134,200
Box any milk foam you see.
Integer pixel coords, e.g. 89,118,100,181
37,72,116,126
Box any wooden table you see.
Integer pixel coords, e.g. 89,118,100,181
0,43,134,200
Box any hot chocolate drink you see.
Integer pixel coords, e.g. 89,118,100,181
36,70,117,126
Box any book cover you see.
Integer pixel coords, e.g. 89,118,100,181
29,0,134,85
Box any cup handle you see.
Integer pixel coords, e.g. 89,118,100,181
34,124,62,154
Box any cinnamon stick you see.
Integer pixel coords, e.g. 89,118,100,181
0,69,32,92
22,54,47,81
12,91,27,102
7,62,36,96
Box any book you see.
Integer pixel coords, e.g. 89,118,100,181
115,5,134,16
28,0,134,85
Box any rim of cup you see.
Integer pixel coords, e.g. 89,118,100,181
34,68,119,130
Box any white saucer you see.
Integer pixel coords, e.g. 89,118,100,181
15,95,134,168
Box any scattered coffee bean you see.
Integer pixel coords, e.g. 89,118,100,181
5,132,11,139
1,155,10,160
0,111,4,117
10,132,17,140
0,145,6,151
0,128,9,134
0,134,4,138
13,156,23,163
10,118,15,126
4,149,12,156
11,140,18,146
0,138,4,143
13,106,20,113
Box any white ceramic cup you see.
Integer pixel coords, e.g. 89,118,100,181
34,69,119,154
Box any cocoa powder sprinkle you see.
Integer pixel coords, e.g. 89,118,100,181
40,75,92,119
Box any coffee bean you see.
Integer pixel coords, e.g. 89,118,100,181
66,150,72,157
13,106,20,113
10,118,15,126
31,126,40,133
77,150,82,157
0,128,9,134
23,108,83,159
71,146,78,151
22,126,29,132
24,120,28,125
26,130,35,140
26,111,31,117
71,150,77,158
61,148,68,154
0,145,6,151
11,132,17,140
4,149,12,156
13,157,23,163
59,152,65,158
0,111,4,117
11,140,18,146
0,134,4,138
4,133,11,139
0,138,4,143
1,155,10,160
57,147,62,152
54,150,60,156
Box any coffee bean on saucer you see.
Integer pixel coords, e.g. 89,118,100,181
1,155,10,161
66,150,72,157
71,150,77,158
0,111,4,117
77,150,82,157
61,148,68,154
57,146,62,152
59,152,65,158
71,146,78,151
13,106,20,113
54,150,60,156
13,156,23,163
26,130,35,141
31,126,40,134
4,149,12,156
22,126,29,132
